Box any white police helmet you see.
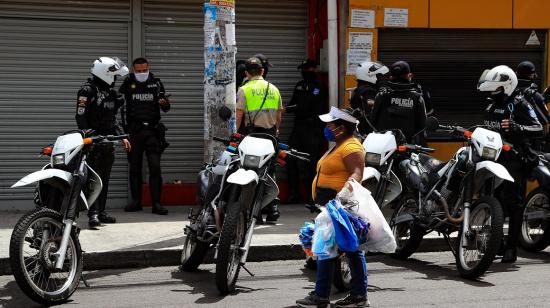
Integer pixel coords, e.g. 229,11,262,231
355,61,389,84
91,57,129,85
477,65,518,96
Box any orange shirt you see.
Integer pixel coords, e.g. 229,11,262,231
312,137,365,199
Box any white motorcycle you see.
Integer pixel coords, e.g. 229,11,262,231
392,119,513,279
9,130,127,305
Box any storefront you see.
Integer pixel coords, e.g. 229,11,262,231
0,0,308,209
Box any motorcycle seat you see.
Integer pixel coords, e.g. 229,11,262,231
419,153,446,174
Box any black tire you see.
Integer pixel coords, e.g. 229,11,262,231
333,254,351,291
519,187,550,252
180,233,210,271
215,186,246,295
9,208,82,305
391,194,424,260
456,196,503,279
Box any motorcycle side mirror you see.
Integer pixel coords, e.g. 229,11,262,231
218,105,232,122
426,116,440,132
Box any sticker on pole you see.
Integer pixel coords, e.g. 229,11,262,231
210,0,235,9
526,30,540,46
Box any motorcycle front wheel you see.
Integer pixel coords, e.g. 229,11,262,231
215,185,246,294
9,208,82,306
391,194,425,260
456,196,503,279
180,231,210,271
519,187,550,252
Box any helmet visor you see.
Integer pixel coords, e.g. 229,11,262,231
110,57,129,76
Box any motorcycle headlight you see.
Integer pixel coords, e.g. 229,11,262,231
365,153,381,166
481,147,497,161
243,155,261,169
52,153,65,166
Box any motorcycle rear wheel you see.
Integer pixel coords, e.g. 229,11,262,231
215,186,246,295
519,187,550,252
333,254,351,291
180,231,210,271
391,194,424,260
9,208,82,306
456,196,503,279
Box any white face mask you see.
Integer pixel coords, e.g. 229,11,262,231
134,72,149,83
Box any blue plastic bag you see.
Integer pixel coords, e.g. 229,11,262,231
346,212,370,245
299,221,315,249
326,200,359,252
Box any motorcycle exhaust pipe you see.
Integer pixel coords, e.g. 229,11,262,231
434,191,464,224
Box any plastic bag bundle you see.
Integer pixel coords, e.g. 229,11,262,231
341,179,397,253
311,208,338,260
346,212,370,245
326,200,359,252
299,221,315,255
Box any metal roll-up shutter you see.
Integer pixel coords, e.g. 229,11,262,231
0,1,130,209
144,0,307,183
378,29,546,131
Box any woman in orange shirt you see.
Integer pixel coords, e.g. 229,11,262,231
297,107,369,308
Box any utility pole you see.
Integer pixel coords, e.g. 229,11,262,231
203,0,237,163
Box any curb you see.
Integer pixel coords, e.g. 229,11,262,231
0,238,450,276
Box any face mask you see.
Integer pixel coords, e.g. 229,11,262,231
324,126,343,141
301,71,316,81
135,72,149,83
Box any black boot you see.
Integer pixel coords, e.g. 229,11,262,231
152,203,168,215
265,200,280,224
502,247,517,263
98,212,116,223
88,214,101,228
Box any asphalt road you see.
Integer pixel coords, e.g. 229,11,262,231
1,250,550,308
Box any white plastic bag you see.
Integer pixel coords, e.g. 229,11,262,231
341,179,397,253
311,208,339,260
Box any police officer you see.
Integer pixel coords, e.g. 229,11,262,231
479,65,543,263
119,57,170,215
236,57,284,223
371,61,427,143
236,59,247,91
76,57,130,228
350,61,389,135
515,61,550,149
285,59,327,204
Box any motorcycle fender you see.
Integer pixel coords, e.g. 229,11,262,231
474,161,514,190
227,168,259,185
533,164,550,187
381,171,402,208
85,162,102,208
362,167,381,182
12,168,91,210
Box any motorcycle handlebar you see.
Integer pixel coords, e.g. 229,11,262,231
105,134,129,141
213,136,230,144
400,144,435,153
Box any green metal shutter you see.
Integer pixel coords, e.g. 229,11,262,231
0,1,130,210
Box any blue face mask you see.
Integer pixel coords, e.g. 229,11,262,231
324,127,336,141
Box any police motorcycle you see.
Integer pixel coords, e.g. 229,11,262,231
519,150,550,252
391,118,514,279
332,126,437,290
9,130,128,305
181,107,310,294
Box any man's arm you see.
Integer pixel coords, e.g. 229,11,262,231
157,79,170,112
75,86,93,130
370,93,383,129
236,88,246,131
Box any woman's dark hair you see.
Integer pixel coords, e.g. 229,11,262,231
333,119,357,135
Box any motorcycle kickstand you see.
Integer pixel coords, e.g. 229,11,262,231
81,274,90,288
240,264,255,277
443,233,456,257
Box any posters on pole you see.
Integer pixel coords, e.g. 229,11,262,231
384,8,408,27
350,9,375,29
225,23,236,46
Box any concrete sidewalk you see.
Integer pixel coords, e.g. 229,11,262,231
0,205,450,276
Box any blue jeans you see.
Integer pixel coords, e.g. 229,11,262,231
315,250,368,298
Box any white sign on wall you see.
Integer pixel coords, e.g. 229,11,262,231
349,32,373,50
384,8,408,27
346,49,371,75
350,9,375,29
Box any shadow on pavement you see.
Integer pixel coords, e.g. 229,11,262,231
0,280,42,308
377,255,497,287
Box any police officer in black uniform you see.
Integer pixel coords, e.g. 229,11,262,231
76,56,130,228
479,65,543,263
119,57,170,215
350,61,389,135
371,61,427,143
515,61,550,150
285,59,328,204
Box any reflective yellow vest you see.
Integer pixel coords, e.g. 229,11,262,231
241,79,281,113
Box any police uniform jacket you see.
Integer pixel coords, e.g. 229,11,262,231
75,77,124,136
119,72,170,132
371,81,427,143
287,79,327,129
